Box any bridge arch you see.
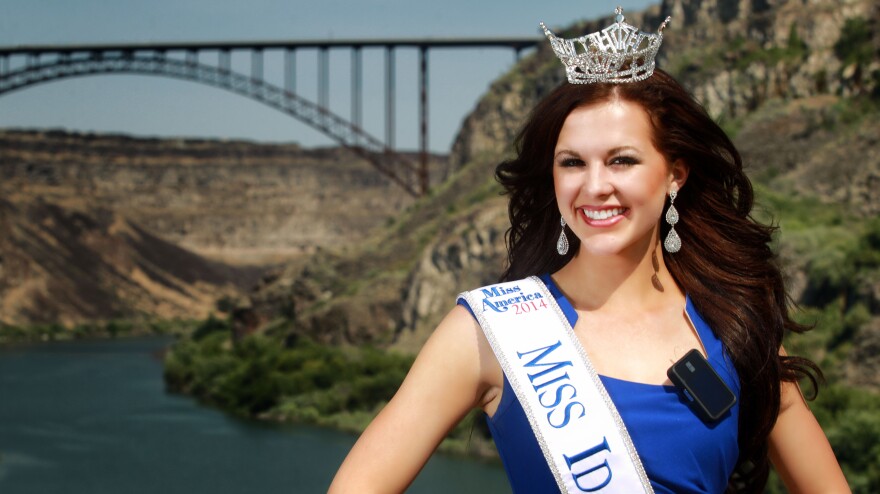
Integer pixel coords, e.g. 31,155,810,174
0,52,423,195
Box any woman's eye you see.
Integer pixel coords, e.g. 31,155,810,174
559,158,584,168
610,156,639,167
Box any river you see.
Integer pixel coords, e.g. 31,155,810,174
0,337,509,493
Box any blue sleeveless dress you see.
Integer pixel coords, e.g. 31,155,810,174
459,274,740,493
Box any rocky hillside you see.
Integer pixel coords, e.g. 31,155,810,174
233,0,880,390
451,0,879,176
0,130,448,326
0,197,260,326
0,130,435,264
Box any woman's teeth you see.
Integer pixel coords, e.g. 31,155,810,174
582,208,625,220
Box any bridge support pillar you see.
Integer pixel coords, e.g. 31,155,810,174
284,49,296,94
219,49,230,74
318,47,329,114
352,46,362,146
251,49,263,81
419,46,429,195
385,46,395,151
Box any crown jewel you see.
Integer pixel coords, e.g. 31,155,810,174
541,7,671,84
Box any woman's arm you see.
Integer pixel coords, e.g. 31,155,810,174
769,379,850,493
328,305,496,494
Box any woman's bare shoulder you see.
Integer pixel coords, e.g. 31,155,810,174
420,304,494,383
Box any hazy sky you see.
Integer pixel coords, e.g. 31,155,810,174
0,0,655,152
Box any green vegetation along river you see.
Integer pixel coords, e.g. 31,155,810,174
0,337,509,493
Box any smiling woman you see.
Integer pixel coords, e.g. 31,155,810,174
328,6,851,492
485,68,850,492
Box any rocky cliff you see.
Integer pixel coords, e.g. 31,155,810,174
0,130,445,326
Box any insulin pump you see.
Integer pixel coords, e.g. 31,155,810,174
667,349,737,422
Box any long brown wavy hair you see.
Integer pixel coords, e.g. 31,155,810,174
495,69,821,493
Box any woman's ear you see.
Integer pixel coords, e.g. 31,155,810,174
669,159,689,191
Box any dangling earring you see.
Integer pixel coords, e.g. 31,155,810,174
664,185,681,253
557,216,569,255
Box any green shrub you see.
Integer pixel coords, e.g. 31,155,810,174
835,18,874,67
163,330,415,423
192,314,230,340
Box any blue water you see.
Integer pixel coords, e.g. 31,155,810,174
0,337,509,493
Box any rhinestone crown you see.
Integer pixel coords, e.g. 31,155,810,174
541,6,671,84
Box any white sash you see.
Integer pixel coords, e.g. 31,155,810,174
458,276,653,493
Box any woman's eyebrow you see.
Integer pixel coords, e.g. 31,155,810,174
606,146,640,155
554,146,640,160
553,149,579,160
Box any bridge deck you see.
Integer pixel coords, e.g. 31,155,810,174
0,37,540,55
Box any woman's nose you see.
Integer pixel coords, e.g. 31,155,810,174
583,165,614,197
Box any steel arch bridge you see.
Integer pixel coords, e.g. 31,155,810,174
0,38,538,197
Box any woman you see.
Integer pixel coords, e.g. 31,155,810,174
330,11,849,494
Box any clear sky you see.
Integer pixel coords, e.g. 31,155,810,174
0,0,655,152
